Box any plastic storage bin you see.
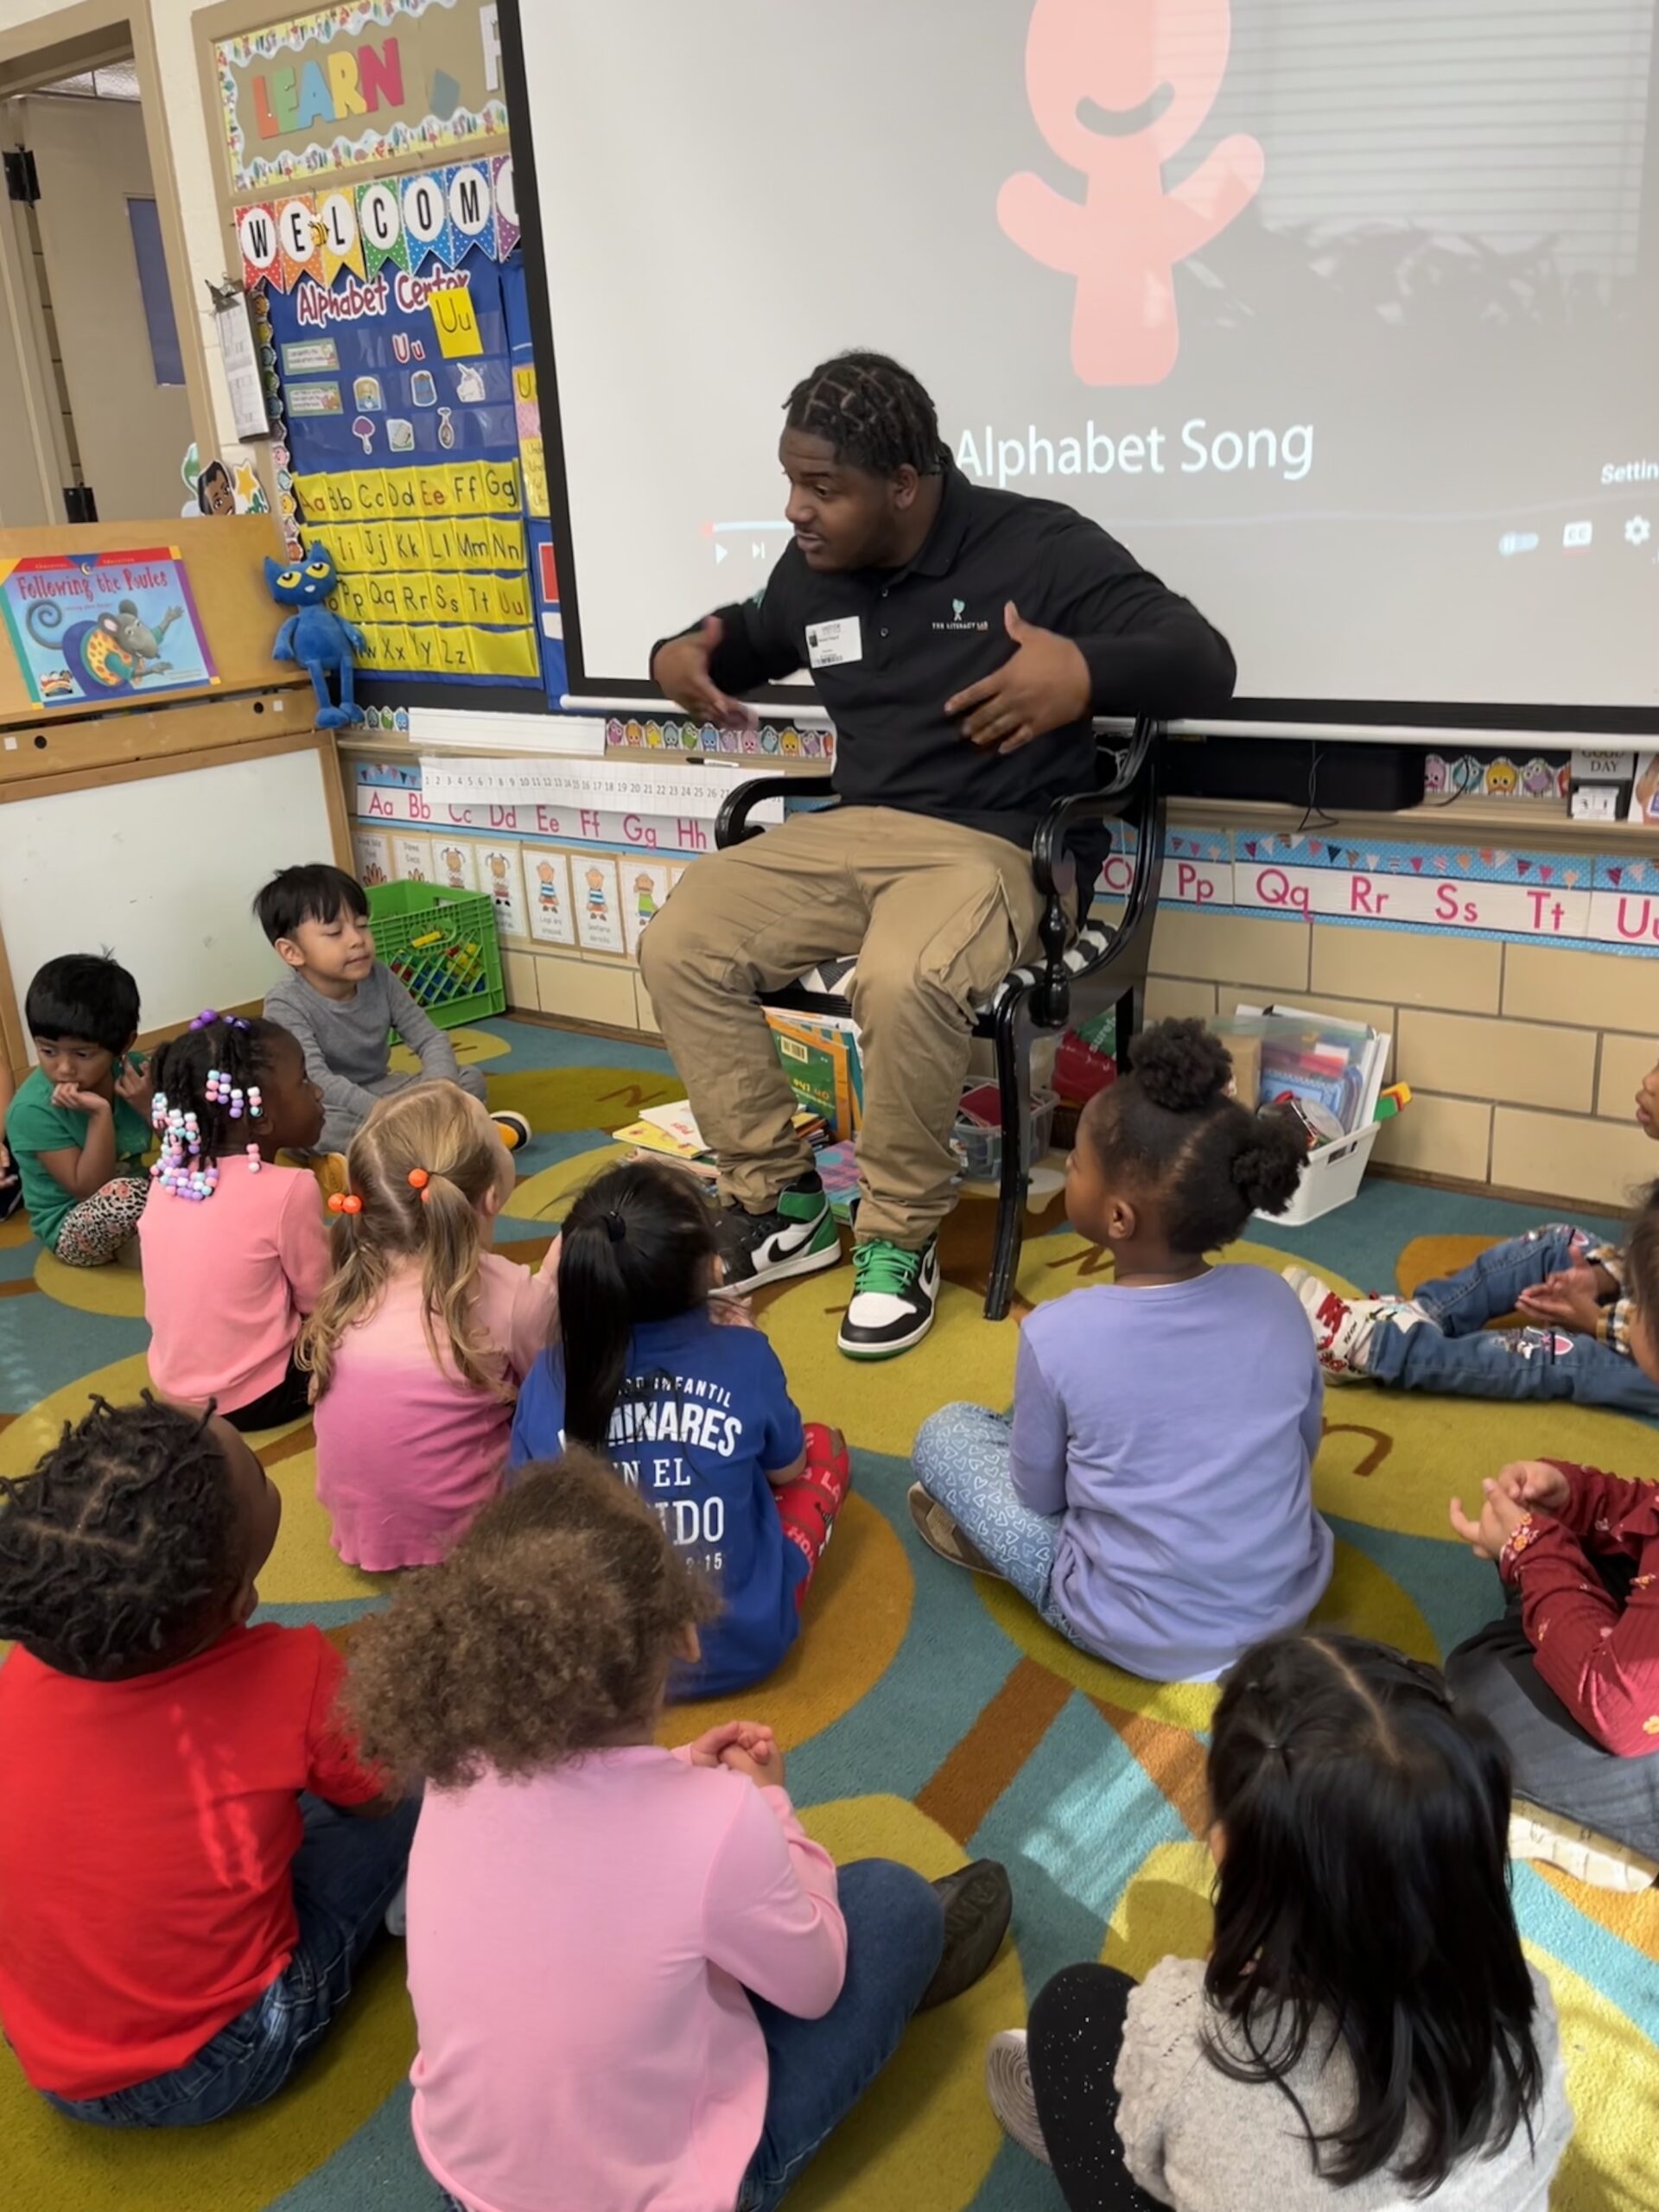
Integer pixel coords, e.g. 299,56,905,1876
369,881,505,1032
1262,1116,1382,1228
951,1085,1058,1182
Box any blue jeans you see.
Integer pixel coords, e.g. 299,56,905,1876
738,1859,944,2211
912,1402,1066,1623
1448,1561,1659,1862
1369,1223,1659,1414
48,1793,418,2127
439,1859,943,2212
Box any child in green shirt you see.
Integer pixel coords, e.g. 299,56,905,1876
4,956,154,1267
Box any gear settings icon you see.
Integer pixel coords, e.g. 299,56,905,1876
1626,515,1652,546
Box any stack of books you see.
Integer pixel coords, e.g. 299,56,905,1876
613,1099,832,1181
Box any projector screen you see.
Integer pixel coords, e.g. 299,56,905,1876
512,0,1659,723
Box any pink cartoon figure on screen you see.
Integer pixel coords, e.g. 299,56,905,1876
999,0,1264,386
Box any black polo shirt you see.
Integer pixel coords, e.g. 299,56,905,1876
665,458,1236,857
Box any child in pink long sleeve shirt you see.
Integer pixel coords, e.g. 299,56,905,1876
347,1450,1014,2212
302,1083,556,1570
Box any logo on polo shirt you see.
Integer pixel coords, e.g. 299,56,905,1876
932,595,989,635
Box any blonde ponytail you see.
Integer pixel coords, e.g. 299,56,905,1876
299,1081,514,1398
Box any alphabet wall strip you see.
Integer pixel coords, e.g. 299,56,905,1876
1101,829,1659,954
355,762,1659,957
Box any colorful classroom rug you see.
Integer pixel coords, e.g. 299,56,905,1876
2,1014,1656,2212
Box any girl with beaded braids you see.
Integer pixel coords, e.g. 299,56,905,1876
302,1080,557,1571
138,1013,330,1432
910,1019,1332,1681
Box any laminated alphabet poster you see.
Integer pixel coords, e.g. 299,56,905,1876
479,842,529,938
575,854,624,955
0,548,216,709
526,848,575,946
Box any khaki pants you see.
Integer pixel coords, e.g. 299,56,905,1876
639,806,1046,1247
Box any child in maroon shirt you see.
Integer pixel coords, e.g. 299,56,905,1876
0,1397,416,2122
1449,1178,1659,1886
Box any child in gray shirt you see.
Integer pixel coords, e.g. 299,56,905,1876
985,1632,1570,2211
256,864,527,1159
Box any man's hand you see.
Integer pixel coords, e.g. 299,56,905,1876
1516,1262,1604,1335
946,601,1091,754
650,616,756,729
1449,1478,1535,1564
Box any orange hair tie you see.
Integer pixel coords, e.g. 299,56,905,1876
327,1192,364,1215
407,1168,429,1190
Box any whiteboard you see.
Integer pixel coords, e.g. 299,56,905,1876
0,745,338,1060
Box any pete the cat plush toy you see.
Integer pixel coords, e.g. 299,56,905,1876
264,543,365,729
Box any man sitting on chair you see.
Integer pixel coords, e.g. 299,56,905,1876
641,352,1236,1360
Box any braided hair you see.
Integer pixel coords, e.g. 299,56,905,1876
147,1014,289,1199
0,1395,238,1678
783,351,945,478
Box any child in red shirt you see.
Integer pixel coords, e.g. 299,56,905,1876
0,1397,416,2124
1449,1177,1659,1889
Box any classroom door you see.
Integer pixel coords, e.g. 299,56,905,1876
11,92,192,520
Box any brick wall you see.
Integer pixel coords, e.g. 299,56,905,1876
1147,910,1658,1211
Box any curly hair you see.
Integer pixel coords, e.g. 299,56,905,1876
300,1081,515,1398
0,1395,237,1678
783,351,944,478
346,1449,720,1789
1081,1018,1306,1253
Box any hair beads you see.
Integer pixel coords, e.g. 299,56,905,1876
149,1094,219,1202
202,1068,262,1122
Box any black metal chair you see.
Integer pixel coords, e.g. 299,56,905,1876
712,715,1168,1320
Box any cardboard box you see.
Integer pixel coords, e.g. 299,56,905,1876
766,1009,864,1138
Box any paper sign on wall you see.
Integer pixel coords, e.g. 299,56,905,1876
394,833,433,881
526,848,575,945
353,828,392,886
432,836,477,893
575,853,624,954
429,287,483,358
479,842,528,938
622,860,677,955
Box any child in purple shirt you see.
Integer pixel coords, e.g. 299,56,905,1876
910,1020,1332,1681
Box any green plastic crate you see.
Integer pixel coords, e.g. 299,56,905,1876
368,880,505,1031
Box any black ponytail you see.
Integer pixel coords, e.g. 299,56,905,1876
1081,1017,1307,1256
557,1160,720,1451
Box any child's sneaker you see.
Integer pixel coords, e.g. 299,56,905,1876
985,2029,1051,2164
1283,1268,1429,1381
1508,1803,1659,1892
491,1110,531,1154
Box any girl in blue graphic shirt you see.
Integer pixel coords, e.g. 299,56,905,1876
509,1159,850,1696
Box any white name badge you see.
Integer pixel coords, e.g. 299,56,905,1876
805,616,862,670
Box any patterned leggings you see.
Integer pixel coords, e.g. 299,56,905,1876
911,1402,1068,1623
774,1422,853,1604
54,1176,149,1268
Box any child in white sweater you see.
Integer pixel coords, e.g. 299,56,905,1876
985,1632,1572,2211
